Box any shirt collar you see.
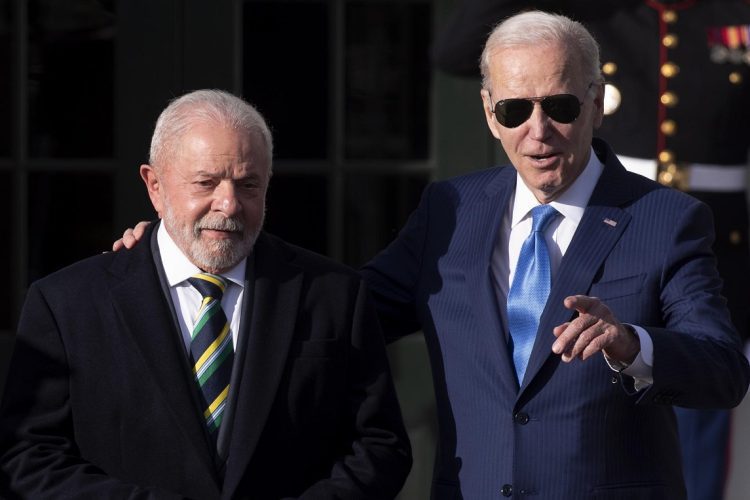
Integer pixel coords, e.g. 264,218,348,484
511,146,604,227
157,222,247,289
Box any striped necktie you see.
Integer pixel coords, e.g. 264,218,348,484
187,272,234,437
507,204,559,384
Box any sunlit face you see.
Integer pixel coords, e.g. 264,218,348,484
141,122,270,273
481,42,604,203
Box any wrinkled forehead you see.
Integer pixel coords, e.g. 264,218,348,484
165,124,271,172
485,43,584,95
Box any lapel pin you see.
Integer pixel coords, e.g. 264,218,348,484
603,218,617,227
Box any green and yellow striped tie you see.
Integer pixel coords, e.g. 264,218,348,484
187,272,234,437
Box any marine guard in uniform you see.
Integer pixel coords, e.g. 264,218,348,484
433,2,750,499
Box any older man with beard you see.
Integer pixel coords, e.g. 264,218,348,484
0,89,411,499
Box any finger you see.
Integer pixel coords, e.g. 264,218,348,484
552,322,571,338
552,321,584,356
559,333,579,362
576,323,612,361
564,295,598,314
580,334,609,360
562,320,598,361
122,232,137,250
134,221,150,239
112,228,134,251
555,314,605,360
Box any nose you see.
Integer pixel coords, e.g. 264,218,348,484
212,181,241,216
527,102,553,140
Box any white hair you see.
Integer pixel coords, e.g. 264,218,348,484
149,89,273,175
480,10,603,89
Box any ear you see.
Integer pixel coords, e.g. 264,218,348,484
592,82,605,129
140,164,164,216
480,88,503,140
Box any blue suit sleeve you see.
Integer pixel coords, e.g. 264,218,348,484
360,183,436,343
639,200,750,408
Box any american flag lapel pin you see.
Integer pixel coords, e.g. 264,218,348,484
603,218,617,227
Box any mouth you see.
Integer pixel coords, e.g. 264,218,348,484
199,228,241,239
528,151,557,160
527,152,560,167
195,217,245,240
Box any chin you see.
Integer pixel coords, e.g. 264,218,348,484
190,237,253,273
534,181,566,202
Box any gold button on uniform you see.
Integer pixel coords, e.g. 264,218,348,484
658,150,675,164
661,91,679,107
658,163,688,190
661,120,677,135
602,62,618,76
663,33,679,48
661,62,680,78
659,170,676,186
663,10,678,23
729,72,743,85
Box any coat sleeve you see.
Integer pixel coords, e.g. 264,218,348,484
360,183,437,343
0,283,189,500
637,200,750,409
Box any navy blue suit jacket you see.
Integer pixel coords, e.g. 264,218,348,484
0,227,411,499
362,139,750,499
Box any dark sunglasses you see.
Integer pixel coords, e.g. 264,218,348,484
490,83,594,128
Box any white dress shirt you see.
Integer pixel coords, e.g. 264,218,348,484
491,147,653,384
156,223,246,352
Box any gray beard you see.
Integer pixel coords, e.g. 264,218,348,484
163,206,262,272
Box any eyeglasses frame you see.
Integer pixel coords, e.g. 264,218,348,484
487,82,597,128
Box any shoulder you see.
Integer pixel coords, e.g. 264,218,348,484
614,173,713,234
437,164,512,190
257,232,361,280
255,233,369,309
31,251,118,291
29,224,157,298
426,164,515,204
595,139,705,213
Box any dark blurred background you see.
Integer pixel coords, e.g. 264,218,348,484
0,0,508,497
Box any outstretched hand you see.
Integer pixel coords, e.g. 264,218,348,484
112,221,151,251
551,295,640,365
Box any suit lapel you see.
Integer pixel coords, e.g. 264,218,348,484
521,143,635,391
223,233,302,497
107,225,219,480
465,168,520,394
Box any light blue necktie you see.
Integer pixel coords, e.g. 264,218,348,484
507,204,559,384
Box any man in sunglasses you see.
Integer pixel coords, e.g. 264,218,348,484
433,2,750,499
113,10,749,499
362,9,748,499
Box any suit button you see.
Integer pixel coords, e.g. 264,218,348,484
501,484,513,497
513,412,530,425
